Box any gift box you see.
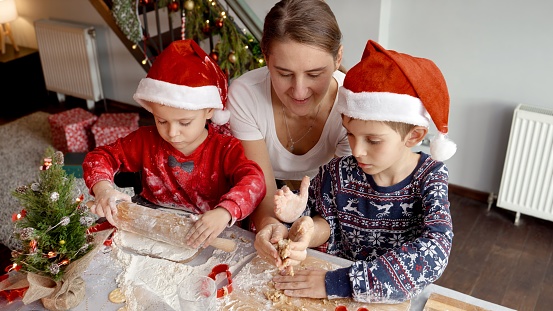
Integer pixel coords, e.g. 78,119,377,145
48,108,98,153
92,113,139,147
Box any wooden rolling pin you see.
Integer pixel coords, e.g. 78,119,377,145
86,201,237,252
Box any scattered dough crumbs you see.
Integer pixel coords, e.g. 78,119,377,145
276,239,294,276
277,239,291,260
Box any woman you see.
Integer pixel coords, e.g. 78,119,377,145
227,0,350,264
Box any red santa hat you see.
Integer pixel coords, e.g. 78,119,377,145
337,40,456,161
133,39,230,125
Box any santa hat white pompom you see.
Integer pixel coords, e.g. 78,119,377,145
430,133,457,161
211,109,230,125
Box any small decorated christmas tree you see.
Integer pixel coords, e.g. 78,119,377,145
10,147,95,281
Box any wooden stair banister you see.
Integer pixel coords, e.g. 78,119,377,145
89,0,151,72
89,0,265,76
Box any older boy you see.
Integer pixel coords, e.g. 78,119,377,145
263,40,456,303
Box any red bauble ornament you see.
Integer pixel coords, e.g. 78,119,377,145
202,23,211,34
215,18,224,28
168,1,179,12
209,51,219,62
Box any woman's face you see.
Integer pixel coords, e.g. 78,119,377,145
266,40,341,116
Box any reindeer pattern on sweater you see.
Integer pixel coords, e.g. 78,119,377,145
308,152,453,303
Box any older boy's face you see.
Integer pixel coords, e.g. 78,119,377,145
149,102,213,155
343,117,408,176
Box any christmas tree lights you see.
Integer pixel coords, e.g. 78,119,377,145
10,148,95,281
113,0,264,78
180,0,264,78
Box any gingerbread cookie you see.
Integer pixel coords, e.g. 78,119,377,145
108,288,126,304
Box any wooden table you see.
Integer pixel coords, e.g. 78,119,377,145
0,225,515,311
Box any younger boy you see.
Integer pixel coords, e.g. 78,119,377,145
83,40,266,250
267,40,456,303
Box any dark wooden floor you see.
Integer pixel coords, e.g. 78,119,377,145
1,96,553,310
0,93,155,127
436,195,553,311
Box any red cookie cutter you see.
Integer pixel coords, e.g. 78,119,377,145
86,220,116,246
208,264,233,298
335,307,369,311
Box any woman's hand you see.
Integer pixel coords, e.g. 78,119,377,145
185,207,231,249
273,268,328,299
254,222,289,266
91,181,132,225
279,216,314,269
274,176,310,223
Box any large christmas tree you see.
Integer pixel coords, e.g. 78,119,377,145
10,148,95,281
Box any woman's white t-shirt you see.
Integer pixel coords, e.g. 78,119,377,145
227,66,351,181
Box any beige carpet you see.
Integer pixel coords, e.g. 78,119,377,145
0,112,54,249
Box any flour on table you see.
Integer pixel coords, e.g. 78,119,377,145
110,229,251,311
112,231,211,311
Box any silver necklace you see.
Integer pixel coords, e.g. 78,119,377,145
281,102,322,152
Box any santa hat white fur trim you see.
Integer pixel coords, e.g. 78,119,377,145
133,77,224,112
338,87,457,161
337,87,431,126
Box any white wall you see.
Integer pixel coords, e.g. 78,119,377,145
8,0,553,195
385,0,553,192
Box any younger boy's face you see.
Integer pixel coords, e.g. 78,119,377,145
342,116,408,176
149,102,214,155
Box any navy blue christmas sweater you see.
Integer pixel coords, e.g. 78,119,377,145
308,152,453,303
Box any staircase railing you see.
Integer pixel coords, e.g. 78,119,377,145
90,0,151,71
225,0,262,41
89,0,263,74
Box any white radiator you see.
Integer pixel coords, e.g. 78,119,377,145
497,104,553,224
35,19,103,110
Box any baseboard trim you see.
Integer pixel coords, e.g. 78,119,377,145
105,100,143,113
449,184,490,204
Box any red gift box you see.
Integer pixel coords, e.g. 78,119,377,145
92,113,139,147
48,108,98,153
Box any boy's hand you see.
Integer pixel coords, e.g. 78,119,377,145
274,176,310,223
91,183,132,225
254,222,289,267
185,207,231,249
273,268,328,299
